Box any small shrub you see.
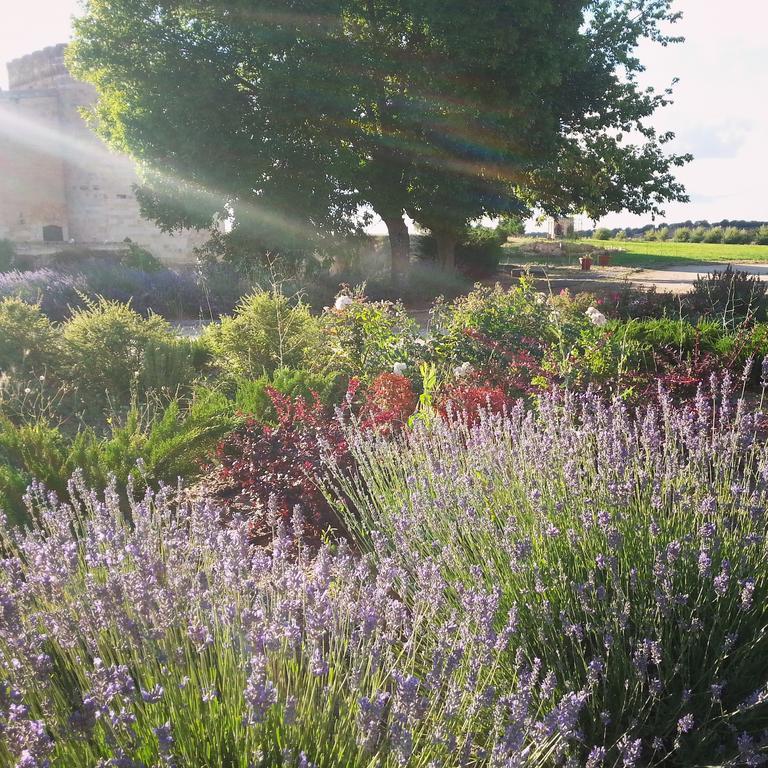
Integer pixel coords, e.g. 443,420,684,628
456,226,506,276
689,265,767,325
371,261,471,305
437,383,511,424
195,258,248,317
609,284,681,320
593,228,612,241
548,289,605,320
360,372,417,432
723,227,752,245
0,268,84,320
321,291,421,381
438,279,553,370
198,368,348,425
673,227,691,242
620,318,725,356
203,289,326,378
0,477,586,767
0,238,14,271
0,264,208,321
0,396,235,526
119,242,164,272
137,336,201,396
61,298,185,409
420,227,505,278
332,386,768,765
703,226,724,243
79,263,206,319
211,388,353,542
0,298,60,376
656,226,670,241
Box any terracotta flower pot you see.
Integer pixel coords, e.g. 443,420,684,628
598,253,612,266
579,256,592,271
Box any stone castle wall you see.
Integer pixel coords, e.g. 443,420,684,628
0,44,206,265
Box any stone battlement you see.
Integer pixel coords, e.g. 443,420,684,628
7,44,71,91
0,44,206,265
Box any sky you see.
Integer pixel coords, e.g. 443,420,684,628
1,0,766,230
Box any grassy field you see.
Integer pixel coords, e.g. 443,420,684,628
500,238,768,270
580,239,768,268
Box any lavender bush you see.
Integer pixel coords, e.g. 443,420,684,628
0,270,84,321
82,265,206,319
0,477,586,767
329,377,768,766
0,265,212,321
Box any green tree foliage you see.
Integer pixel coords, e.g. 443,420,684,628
690,226,708,243
703,226,724,244
496,214,526,240
70,0,690,276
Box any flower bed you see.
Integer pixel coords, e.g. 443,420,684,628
2,276,768,765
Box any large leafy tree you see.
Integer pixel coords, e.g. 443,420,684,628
69,1,367,263
70,0,690,276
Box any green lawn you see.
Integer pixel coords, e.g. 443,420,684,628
580,239,768,268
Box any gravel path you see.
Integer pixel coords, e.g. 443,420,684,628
500,261,768,296
622,262,768,294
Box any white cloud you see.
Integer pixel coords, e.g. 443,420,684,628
0,0,80,89
596,0,768,227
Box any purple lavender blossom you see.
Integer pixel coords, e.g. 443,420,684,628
586,746,606,767
618,736,643,767
677,713,694,735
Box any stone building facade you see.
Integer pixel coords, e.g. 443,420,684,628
0,44,205,265
547,216,575,240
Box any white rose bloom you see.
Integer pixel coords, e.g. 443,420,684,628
586,307,607,327
454,362,473,378
334,295,354,311
392,362,408,376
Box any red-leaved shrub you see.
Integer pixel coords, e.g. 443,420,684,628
210,385,356,544
360,372,417,433
438,384,511,426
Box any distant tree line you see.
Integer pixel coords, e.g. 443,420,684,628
589,221,768,245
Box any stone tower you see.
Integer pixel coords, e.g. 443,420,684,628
0,44,205,265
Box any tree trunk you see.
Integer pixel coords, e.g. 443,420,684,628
383,215,410,283
435,230,458,270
